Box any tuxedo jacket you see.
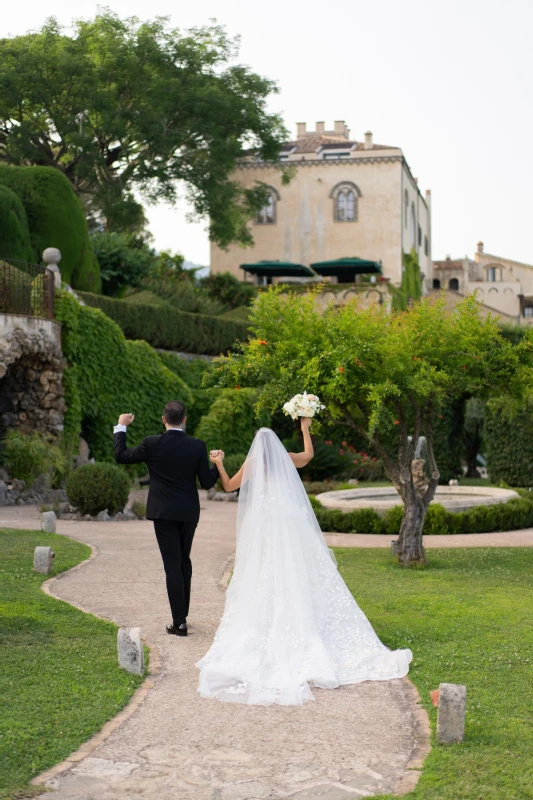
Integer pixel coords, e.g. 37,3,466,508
113,430,219,523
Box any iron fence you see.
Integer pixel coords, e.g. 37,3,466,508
0,258,54,320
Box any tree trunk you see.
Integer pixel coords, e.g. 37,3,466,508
397,492,427,565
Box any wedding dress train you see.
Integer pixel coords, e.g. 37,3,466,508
196,428,412,706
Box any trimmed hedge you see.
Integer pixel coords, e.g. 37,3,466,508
485,396,533,486
0,185,34,261
66,462,130,515
195,388,270,455
0,165,100,291
77,291,249,355
55,291,193,464
314,497,533,535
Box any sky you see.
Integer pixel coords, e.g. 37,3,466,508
3,0,532,268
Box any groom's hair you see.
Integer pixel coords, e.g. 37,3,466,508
163,400,186,427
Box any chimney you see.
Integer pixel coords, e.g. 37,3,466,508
364,131,373,150
334,120,349,138
316,121,325,135
477,241,484,254
296,122,307,139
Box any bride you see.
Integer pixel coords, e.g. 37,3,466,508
196,419,412,706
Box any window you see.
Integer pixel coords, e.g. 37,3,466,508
330,181,361,222
424,236,429,256
523,306,533,318
433,278,441,289
256,187,279,224
487,266,502,282
409,203,416,246
404,190,409,229
449,278,459,291
418,225,422,246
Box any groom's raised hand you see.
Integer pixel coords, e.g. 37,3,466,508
118,413,135,426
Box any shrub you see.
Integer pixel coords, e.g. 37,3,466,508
2,429,66,486
222,453,247,478
91,232,155,297
156,352,212,390
195,389,270,455
0,185,34,261
485,396,533,486
77,291,248,355
131,500,146,519
299,440,354,481
0,165,100,291
199,272,257,309
55,291,193,463
66,462,130,515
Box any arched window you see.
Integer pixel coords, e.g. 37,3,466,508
432,278,441,289
404,190,409,229
330,181,361,222
449,278,459,291
487,265,503,282
256,187,279,224
409,203,416,247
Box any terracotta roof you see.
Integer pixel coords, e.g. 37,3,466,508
433,259,463,270
283,136,398,155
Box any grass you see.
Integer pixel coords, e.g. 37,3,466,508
336,547,533,800
0,529,146,799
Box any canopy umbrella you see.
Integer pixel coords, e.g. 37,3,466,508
310,257,382,283
240,260,317,280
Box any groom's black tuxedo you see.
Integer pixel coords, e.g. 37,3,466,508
113,429,218,522
113,428,219,626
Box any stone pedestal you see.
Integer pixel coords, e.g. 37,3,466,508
34,546,55,574
437,682,466,743
118,627,144,675
41,511,56,533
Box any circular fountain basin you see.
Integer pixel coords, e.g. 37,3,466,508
316,485,520,515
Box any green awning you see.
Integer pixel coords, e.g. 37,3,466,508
310,257,382,280
240,260,317,278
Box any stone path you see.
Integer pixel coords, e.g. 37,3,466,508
1,500,431,800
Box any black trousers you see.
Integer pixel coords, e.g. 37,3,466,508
153,519,197,625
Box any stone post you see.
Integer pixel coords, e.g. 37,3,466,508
34,546,55,574
117,627,144,675
41,511,57,533
42,248,62,289
437,683,467,743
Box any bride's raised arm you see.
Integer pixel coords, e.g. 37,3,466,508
210,452,244,492
288,417,314,468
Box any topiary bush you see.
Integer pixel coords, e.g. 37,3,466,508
0,165,100,291
2,429,66,486
55,290,193,463
0,185,34,261
485,396,533,486
77,291,248,355
195,388,270,455
66,462,130,515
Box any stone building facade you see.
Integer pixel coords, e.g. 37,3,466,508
433,242,533,325
210,121,432,287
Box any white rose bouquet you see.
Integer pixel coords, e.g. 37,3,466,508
282,392,325,420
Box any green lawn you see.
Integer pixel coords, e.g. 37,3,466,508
336,547,533,800
0,529,145,799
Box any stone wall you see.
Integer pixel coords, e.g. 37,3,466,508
0,321,65,438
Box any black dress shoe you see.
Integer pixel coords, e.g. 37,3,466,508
166,623,187,637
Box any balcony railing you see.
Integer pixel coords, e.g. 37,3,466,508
0,258,54,320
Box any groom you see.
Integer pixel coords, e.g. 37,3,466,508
113,401,220,637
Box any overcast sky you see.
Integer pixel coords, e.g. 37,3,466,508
3,0,532,267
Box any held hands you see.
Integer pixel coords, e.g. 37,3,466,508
210,449,225,465
118,413,135,426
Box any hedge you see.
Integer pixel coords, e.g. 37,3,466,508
0,165,100,291
313,497,533,535
55,290,193,463
0,185,34,262
195,388,270,455
485,396,533,486
77,291,249,355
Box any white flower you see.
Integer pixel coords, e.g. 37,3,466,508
282,391,325,420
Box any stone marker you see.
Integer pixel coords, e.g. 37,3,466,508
437,682,466,744
391,540,399,556
118,627,144,675
41,511,57,533
34,546,55,574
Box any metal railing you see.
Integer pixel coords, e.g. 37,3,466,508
0,258,54,320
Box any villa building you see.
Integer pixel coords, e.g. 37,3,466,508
433,242,533,325
210,121,432,287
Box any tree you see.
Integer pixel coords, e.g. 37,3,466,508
0,13,288,242
211,288,533,565
90,232,155,296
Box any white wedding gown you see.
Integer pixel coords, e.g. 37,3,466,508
196,428,412,706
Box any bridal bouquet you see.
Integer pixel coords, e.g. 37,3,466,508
282,392,325,420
